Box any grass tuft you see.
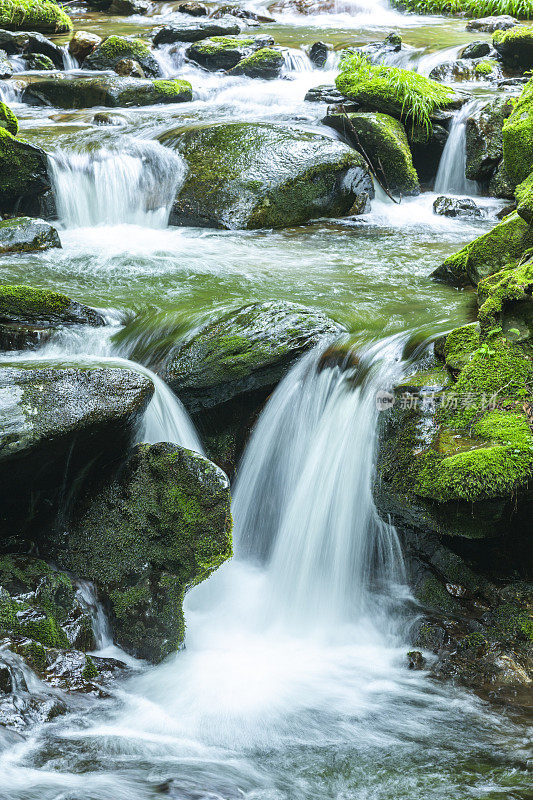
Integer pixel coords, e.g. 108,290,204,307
391,0,533,20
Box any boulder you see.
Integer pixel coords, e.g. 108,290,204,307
304,84,345,103
176,1,208,14
56,443,233,662
466,15,518,33
515,171,533,225
465,96,513,182
108,0,152,13
322,110,420,196
489,159,515,199
494,26,533,71
228,46,284,79
0,1,72,34
23,52,54,70
153,18,241,45
23,31,64,69
0,363,153,543
22,74,192,108
68,31,102,62
0,128,50,215
429,59,478,83
0,283,104,350
502,76,533,187
0,217,60,255
83,35,162,77
347,31,403,65
186,33,273,70
461,40,491,59
432,212,533,287
308,41,330,68
211,4,273,21
159,121,374,229
0,101,17,135
433,196,482,219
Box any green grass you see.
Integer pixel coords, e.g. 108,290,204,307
336,52,454,133
392,0,533,19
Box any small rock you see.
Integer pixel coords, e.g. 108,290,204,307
0,217,61,254
23,53,55,70
92,111,127,125
114,58,145,77
108,0,152,13
433,196,483,219
466,15,518,33
407,650,426,670
176,0,208,14
308,41,330,68
461,40,491,59
304,84,345,103
69,31,102,62
153,18,241,46
0,664,12,693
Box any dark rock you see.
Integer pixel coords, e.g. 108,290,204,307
465,96,513,182
489,159,515,199
493,26,533,71
176,1,208,15
461,40,491,59
0,363,153,542
433,196,483,219
0,216,60,254
308,41,330,67
108,0,152,14
83,35,162,77
160,121,374,229
0,29,29,55
429,59,476,82
466,16,518,33
57,443,233,663
23,52,55,70
153,17,241,45
407,650,426,670
24,31,64,69
228,46,284,79
114,57,145,77
0,129,51,216
186,33,273,70
22,74,192,108
211,4,274,22
304,84,345,103
406,123,448,187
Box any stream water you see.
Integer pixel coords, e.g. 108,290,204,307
1,0,532,797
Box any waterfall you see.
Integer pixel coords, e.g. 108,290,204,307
49,141,186,228
61,46,78,70
434,101,479,196
76,581,114,650
282,48,313,73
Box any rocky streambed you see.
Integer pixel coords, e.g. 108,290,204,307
0,0,532,798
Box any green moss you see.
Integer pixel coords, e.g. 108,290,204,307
397,363,451,389
474,59,498,76
502,77,533,186
192,36,255,55
477,259,533,332
19,612,70,649
81,655,99,680
0,283,71,322
0,589,16,632
457,632,488,652
0,0,72,33
416,575,457,613
0,102,18,136
229,47,284,78
492,603,533,641
515,170,533,225
151,79,192,101
335,53,455,132
17,640,46,674
444,322,480,372
96,35,151,62
0,127,48,207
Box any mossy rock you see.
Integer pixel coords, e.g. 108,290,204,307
57,443,233,662
83,35,161,77
24,52,55,70
0,216,60,254
465,96,512,182
0,0,72,34
431,212,533,287
159,121,373,230
494,26,533,70
0,127,50,214
0,363,153,544
515,170,533,225
443,322,480,372
22,74,192,108
323,111,420,196
0,101,18,136
153,17,240,45
502,76,533,187
186,34,273,71
228,47,284,79
164,300,343,415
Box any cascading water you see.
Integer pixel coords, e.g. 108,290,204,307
50,140,186,228
434,101,479,196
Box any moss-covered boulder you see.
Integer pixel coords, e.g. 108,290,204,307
322,110,420,196
0,0,72,33
0,101,17,136
467,16,518,33
186,34,273,70
432,212,533,287
0,127,50,215
515,170,533,225
228,46,284,79
0,363,153,543
0,283,104,349
23,52,54,70
56,443,232,662
0,217,60,255
465,96,512,182
83,35,161,77
22,74,192,108
502,76,533,187
494,25,533,70
153,17,241,45
159,121,373,229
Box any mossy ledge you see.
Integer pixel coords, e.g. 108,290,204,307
0,0,72,33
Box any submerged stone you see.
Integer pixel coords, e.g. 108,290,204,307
433,196,482,219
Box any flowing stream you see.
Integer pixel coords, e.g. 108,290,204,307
0,0,531,796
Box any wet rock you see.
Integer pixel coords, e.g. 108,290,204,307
502,76,533,187
114,57,145,77
429,59,477,82
83,35,162,77
176,0,208,14
92,111,127,125
270,0,334,13
461,40,491,59
308,41,330,67
407,650,426,670
466,15,518,33
465,96,513,182
433,196,482,218
304,84,344,103
0,127,50,216
211,4,273,22
228,46,284,79
23,52,55,70
0,29,28,54
160,121,373,229
163,300,342,416
69,30,102,63
0,101,17,135
489,159,515,199
108,0,152,14
186,33,273,70
0,362,153,542
0,216,60,254
57,442,233,663
323,110,420,196
0,48,13,78
494,26,533,71
406,123,448,187
348,31,403,65
24,31,64,69
153,17,241,45
0,1,72,34
22,74,192,108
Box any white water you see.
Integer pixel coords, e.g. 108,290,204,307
50,141,186,228
434,101,479,196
